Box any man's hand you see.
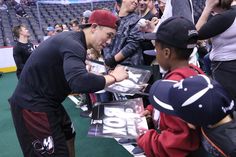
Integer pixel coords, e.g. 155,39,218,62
109,65,128,82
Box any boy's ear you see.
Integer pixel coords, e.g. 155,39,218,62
163,47,171,58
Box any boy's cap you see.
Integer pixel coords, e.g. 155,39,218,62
144,16,198,49
149,75,235,126
87,10,118,29
46,26,54,32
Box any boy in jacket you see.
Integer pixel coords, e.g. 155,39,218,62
137,16,204,157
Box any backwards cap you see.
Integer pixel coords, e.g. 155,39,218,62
88,10,118,29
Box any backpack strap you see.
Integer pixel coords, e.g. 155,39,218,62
201,127,228,157
188,64,205,75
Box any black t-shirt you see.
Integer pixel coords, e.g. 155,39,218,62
9,31,106,111
13,41,34,79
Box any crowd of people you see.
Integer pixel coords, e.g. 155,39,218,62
9,0,236,157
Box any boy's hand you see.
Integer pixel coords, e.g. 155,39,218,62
139,83,148,92
140,110,151,117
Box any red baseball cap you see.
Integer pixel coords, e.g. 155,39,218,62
88,10,118,29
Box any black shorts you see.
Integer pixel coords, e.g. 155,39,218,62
10,104,76,157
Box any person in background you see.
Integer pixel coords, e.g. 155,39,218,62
157,0,166,16
81,10,92,24
139,0,156,20
103,0,145,68
86,48,102,61
83,48,113,117
12,24,34,79
138,0,157,65
146,0,165,19
196,0,236,104
62,24,69,31
152,0,194,33
147,0,159,17
69,19,80,32
54,23,63,33
43,26,55,40
46,26,55,36
78,10,96,118
9,10,128,157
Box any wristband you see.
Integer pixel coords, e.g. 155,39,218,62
108,74,117,82
105,56,117,68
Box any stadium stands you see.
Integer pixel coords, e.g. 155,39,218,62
0,0,205,47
